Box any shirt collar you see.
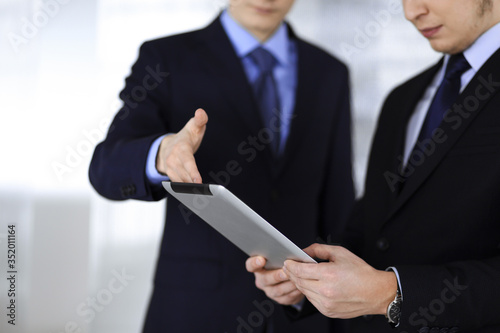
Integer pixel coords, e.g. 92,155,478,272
453,21,500,72
220,9,291,66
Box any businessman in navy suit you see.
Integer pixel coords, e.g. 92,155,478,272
89,0,354,332
248,0,500,332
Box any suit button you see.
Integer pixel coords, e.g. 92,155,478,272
121,185,136,198
129,185,136,195
376,238,390,252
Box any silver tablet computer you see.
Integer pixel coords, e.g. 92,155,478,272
163,182,316,269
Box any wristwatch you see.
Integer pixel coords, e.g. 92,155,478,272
386,285,402,327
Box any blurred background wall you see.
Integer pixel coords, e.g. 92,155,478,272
0,0,440,332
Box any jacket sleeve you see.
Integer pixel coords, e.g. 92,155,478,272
396,257,500,331
89,41,170,201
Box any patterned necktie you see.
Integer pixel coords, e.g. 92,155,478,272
418,53,471,141
249,47,281,154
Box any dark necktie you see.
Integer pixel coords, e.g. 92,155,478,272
249,47,281,154
418,53,471,141
398,54,470,192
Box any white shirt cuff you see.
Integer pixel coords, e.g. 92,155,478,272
386,266,404,301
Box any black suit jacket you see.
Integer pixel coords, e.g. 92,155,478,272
89,17,354,333
344,48,500,332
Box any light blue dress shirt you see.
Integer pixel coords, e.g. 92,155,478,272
146,10,298,184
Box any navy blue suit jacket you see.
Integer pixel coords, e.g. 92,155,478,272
89,17,354,333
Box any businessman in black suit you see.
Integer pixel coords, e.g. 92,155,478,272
89,0,354,332
248,0,500,332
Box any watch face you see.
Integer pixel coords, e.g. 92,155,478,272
389,302,401,322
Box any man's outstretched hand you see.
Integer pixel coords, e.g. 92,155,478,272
156,108,208,183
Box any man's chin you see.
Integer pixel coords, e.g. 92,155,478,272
428,39,470,55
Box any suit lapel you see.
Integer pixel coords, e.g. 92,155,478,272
386,48,500,222
363,62,440,230
199,19,310,174
386,62,443,203
274,37,312,175
197,17,268,144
